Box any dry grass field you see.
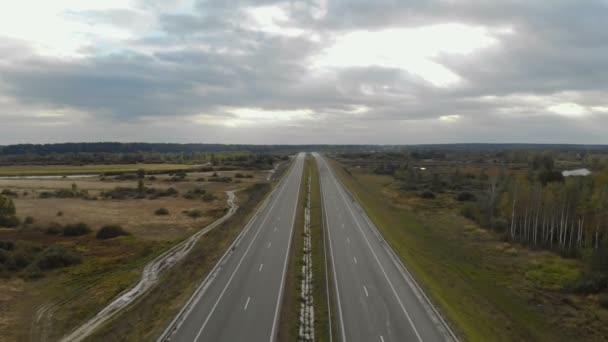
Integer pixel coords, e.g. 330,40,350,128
0,166,270,341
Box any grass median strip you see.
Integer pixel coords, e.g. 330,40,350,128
278,156,308,341
309,156,332,342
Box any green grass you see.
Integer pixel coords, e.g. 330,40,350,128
327,159,586,342
0,164,197,176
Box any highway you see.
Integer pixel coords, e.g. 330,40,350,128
314,153,455,342
160,153,305,342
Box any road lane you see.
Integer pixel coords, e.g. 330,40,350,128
314,153,456,342
160,153,305,342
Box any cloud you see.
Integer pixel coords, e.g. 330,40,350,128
0,0,607,144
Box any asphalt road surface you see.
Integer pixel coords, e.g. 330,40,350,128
314,153,454,342
162,153,305,342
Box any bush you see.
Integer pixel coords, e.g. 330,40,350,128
35,246,82,270
202,193,216,202
491,218,509,232
0,194,18,228
23,264,43,279
456,191,476,202
186,209,203,218
24,216,34,225
96,225,130,239
155,208,170,216
419,191,436,199
567,274,608,294
62,223,91,236
57,211,63,217
0,240,15,251
460,203,480,221
45,223,63,235
1,189,18,197
0,215,20,228
599,293,608,309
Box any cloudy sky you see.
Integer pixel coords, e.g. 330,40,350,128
1,0,607,145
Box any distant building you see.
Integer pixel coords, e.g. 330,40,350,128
562,168,592,177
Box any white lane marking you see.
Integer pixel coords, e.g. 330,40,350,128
259,264,264,272
267,241,272,249
342,223,345,229
330,164,424,342
346,237,350,244
320,176,347,342
353,256,358,264
269,154,305,342
244,297,251,311
274,227,278,232
380,336,385,342
364,285,369,297
191,159,295,342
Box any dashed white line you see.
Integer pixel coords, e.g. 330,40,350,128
244,297,251,311
267,241,272,249
363,285,369,297
353,256,358,264
380,336,385,342
274,227,278,232
342,223,345,229
331,168,424,342
346,237,350,244
259,264,264,272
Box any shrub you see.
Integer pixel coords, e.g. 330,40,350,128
460,203,480,221
57,211,63,217
24,216,34,225
456,191,476,202
45,223,63,235
567,274,608,294
0,194,18,227
419,191,436,199
62,223,91,236
160,187,179,197
202,193,216,202
186,209,203,218
0,216,20,228
23,264,43,279
96,225,130,239
1,189,18,197
155,208,170,216
491,218,509,232
235,173,245,178
196,177,206,182
599,293,608,309
35,246,82,270
0,240,15,251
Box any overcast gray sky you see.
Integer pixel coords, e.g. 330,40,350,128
1,0,607,144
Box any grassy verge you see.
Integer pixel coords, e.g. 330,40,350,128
278,156,308,342
0,164,196,176
327,158,589,342
26,237,170,342
309,157,332,342
85,182,273,341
